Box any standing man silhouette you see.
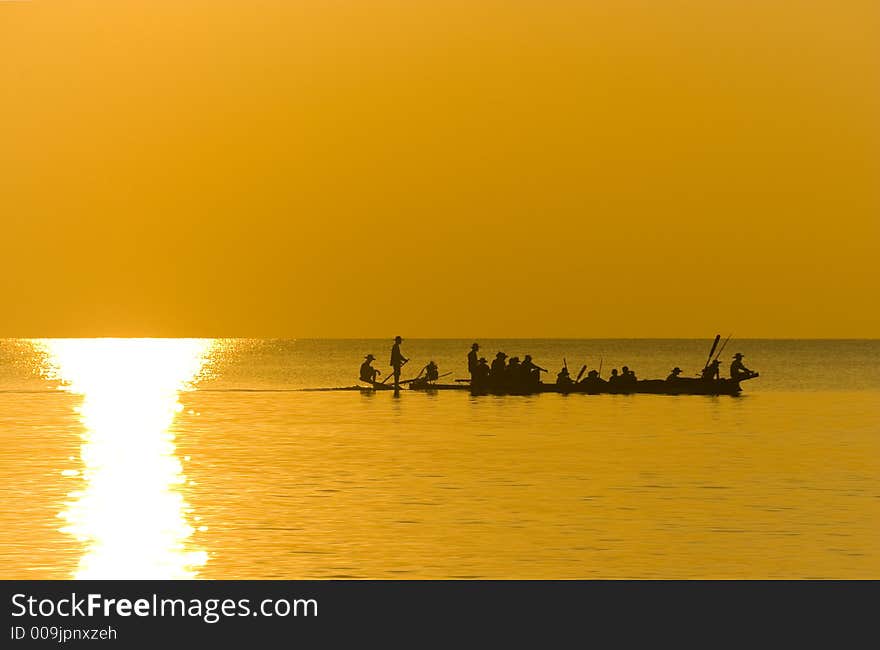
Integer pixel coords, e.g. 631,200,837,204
467,343,480,378
390,336,408,389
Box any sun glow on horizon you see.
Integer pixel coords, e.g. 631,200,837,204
34,338,215,579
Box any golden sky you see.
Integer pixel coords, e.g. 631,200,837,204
1,1,877,337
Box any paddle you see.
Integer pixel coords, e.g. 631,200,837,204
598,358,603,378
712,333,733,363
704,334,721,370
402,371,452,385
380,358,409,384
575,364,587,383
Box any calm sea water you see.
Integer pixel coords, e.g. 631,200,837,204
0,339,877,579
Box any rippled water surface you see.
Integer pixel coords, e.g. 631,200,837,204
1,339,877,578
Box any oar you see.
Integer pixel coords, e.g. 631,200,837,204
380,358,409,384
401,371,452,385
703,334,721,369
598,357,603,378
575,364,587,383
400,371,452,384
713,333,733,363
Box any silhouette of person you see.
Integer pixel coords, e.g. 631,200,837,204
608,368,620,384
506,357,522,386
472,357,490,383
359,354,380,383
701,359,721,381
557,365,573,386
521,354,546,384
467,343,480,376
666,367,683,381
730,353,754,380
424,360,439,382
390,336,408,388
490,352,507,378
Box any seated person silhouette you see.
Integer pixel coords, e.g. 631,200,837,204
359,354,380,383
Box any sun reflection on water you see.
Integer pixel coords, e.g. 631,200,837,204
35,338,214,579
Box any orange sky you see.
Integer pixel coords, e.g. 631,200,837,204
1,1,877,337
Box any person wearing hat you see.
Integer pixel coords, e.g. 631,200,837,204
359,354,381,384
730,353,754,381
701,358,722,381
490,352,507,379
506,356,522,386
666,367,684,381
472,357,490,383
389,336,408,388
467,343,480,377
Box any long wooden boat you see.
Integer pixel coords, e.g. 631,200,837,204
550,376,752,396
324,371,758,396
409,374,758,396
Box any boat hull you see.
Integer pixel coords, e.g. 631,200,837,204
338,374,758,396
564,377,743,396
468,377,747,396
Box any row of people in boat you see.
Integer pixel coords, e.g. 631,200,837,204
359,338,757,388
468,342,756,387
470,351,547,386
556,365,638,386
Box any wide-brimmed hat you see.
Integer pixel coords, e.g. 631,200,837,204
394,336,403,342
472,343,479,349
671,367,682,374
496,352,507,358
364,354,375,360
478,357,487,363
733,352,744,358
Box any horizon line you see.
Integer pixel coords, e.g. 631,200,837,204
4,336,879,341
